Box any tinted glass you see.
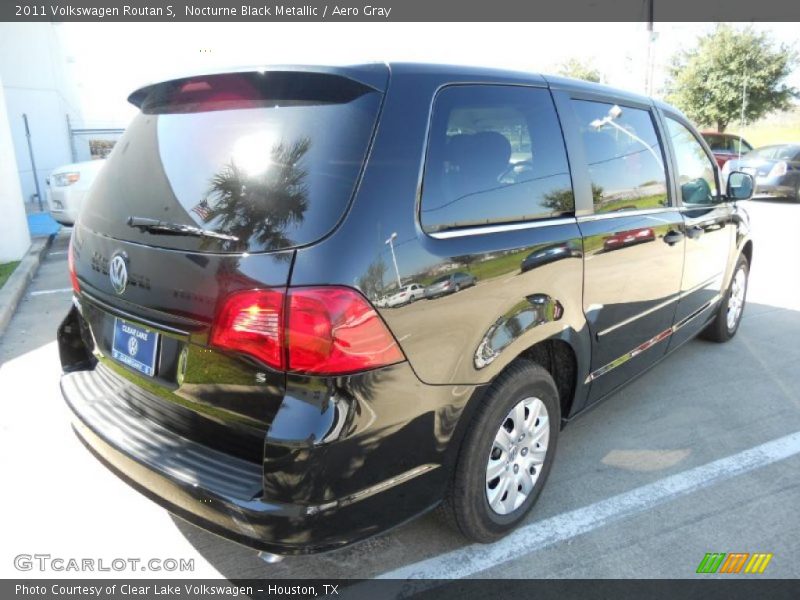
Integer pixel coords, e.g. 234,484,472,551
703,134,726,151
80,72,381,253
751,146,789,159
730,137,752,154
666,118,718,206
571,100,669,213
774,145,800,161
421,85,573,233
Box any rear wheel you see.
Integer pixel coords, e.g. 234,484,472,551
439,361,559,542
701,254,749,342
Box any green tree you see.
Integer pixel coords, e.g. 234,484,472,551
357,257,388,300
666,25,798,132
557,58,602,83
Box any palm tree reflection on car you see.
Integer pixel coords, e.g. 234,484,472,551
199,138,311,252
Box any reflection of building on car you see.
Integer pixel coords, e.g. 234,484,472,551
602,227,655,252
701,132,753,168
46,159,106,225
385,283,425,307
722,144,800,202
424,271,477,298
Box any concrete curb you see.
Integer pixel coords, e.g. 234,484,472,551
0,235,55,339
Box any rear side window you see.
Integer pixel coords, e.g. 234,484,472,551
571,100,669,213
80,72,382,253
703,134,726,151
420,85,573,233
730,137,752,154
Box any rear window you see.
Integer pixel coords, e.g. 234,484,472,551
703,134,725,151
80,72,382,253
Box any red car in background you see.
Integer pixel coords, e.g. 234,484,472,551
702,131,754,167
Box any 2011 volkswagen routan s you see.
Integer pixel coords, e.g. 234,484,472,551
59,63,756,555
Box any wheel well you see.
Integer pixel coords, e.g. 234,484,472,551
741,240,753,266
519,339,577,422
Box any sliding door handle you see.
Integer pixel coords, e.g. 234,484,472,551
663,230,684,246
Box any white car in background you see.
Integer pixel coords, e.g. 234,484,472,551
385,283,425,307
46,159,106,225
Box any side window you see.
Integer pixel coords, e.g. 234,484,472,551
730,137,752,154
704,135,725,152
420,85,573,233
666,118,718,206
571,100,669,213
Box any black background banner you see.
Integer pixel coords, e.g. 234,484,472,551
5,579,800,600
4,0,800,22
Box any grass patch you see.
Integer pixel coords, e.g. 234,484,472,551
0,261,20,290
728,108,800,148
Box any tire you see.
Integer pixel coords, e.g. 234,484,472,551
701,253,749,343
439,361,560,542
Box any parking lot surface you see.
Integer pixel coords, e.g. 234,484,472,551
1,199,799,579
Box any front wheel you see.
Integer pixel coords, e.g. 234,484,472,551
701,254,749,342
439,361,560,542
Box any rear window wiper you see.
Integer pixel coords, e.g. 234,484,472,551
126,216,239,242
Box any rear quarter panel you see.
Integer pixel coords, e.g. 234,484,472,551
289,67,591,408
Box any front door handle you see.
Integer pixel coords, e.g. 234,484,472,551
663,230,684,245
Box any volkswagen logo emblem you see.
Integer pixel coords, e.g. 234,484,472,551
109,253,128,295
127,336,139,357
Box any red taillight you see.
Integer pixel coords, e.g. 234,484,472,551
288,287,405,374
68,238,80,294
210,289,285,370
210,287,404,375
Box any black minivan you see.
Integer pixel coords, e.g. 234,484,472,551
59,63,755,556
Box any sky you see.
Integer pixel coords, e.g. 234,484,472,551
56,22,800,127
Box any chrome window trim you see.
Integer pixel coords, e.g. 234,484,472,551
576,206,675,223
428,217,577,239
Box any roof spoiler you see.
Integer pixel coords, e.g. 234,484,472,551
128,64,390,110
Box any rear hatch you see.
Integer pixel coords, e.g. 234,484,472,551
70,67,387,462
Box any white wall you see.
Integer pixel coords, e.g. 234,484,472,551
0,75,32,262
0,23,83,209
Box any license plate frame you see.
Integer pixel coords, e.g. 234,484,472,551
111,318,160,377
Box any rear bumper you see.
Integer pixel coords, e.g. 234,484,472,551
61,359,471,555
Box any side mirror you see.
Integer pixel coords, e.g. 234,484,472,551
726,171,754,201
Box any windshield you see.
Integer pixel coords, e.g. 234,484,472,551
80,72,382,253
432,275,451,285
751,145,800,161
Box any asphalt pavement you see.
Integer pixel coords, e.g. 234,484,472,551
1,199,799,580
